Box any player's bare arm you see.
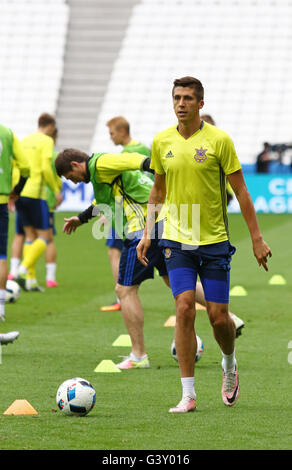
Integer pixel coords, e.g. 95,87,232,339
227,169,272,271
136,173,166,266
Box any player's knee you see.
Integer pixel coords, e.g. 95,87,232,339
176,297,196,324
115,283,131,300
115,283,123,299
208,305,229,329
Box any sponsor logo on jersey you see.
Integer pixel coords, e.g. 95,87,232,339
165,150,175,158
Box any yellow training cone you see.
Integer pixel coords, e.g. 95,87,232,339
4,399,38,415
230,285,247,296
164,315,176,327
94,360,121,373
112,334,132,347
269,275,287,285
196,302,206,311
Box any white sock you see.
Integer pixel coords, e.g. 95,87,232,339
46,263,56,281
10,258,20,277
181,377,196,399
0,289,6,317
130,352,148,362
222,350,236,372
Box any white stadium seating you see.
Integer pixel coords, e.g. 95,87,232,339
90,0,292,164
0,0,69,138
0,0,291,165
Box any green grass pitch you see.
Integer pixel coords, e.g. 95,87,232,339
1,212,292,450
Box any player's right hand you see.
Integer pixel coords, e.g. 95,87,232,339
63,216,82,235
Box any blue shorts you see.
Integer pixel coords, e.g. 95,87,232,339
159,240,236,304
49,212,57,235
15,210,24,235
16,209,56,235
118,224,167,286
15,197,50,230
0,204,9,259
106,226,124,251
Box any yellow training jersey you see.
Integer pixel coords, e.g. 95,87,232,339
150,122,241,246
91,152,151,236
21,132,60,200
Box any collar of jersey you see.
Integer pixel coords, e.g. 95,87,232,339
176,120,204,140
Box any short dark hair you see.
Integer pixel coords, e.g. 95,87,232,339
172,76,204,101
38,113,56,128
201,114,215,125
55,148,89,177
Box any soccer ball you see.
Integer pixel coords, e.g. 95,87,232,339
171,335,204,363
5,280,21,303
56,377,96,416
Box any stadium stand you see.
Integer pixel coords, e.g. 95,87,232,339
0,0,291,167
56,0,140,152
0,0,69,139
90,0,292,165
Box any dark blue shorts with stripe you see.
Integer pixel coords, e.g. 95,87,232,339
118,223,167,286
15,196,50,230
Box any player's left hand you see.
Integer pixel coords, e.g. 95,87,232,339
63,216,82,234
253,238,272,271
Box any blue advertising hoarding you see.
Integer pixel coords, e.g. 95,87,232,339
58,175,292,214
228,174,292,213
57,179,94,212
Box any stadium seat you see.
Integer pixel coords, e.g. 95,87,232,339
90,0,292,166
0,0,69,138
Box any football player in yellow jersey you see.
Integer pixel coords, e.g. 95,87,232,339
8,128,62,288
15,113,62,291
55,148,167,370
44,128,63,287
99,116,152,312
137,76,272,413
0,124,30,345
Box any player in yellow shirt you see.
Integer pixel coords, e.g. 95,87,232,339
0,124,30,344
9,128,62,288
15,113,62,291
44,128,63,287
55,148,167,370
100,116,152,312
137,76,271,413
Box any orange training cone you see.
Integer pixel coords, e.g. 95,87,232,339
3,399,38,415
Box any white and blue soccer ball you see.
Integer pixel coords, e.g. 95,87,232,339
171,335,204,363
56,377,96,416
5,280,21,303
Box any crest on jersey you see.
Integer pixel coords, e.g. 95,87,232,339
164,248,172,259
194,147,208,163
